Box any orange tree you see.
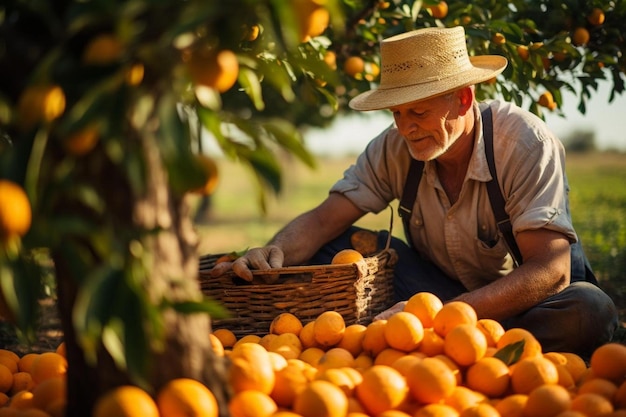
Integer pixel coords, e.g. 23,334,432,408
0,0,624,415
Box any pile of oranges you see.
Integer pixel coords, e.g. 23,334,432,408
1,292,625,417
208,292,626,417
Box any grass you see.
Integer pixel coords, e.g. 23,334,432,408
194,151,626,325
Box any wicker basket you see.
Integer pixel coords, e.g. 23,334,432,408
198,249,397,338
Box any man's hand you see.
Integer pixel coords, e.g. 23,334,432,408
209,245,285,282
374,301,407,321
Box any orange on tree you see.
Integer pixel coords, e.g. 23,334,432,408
156,378,218,417
517,45,530,61
587,8,605,26
331,249,364,265
537,91,557,110
343,56,365,79
295,0,330,42
16,84,66,132
82,34,123,65
186,47,239,93
191,154,219,196
427,1,448,19
323,51,337,70
492,33,506,45
572,27,590,47
92,385,159,417
63,125,100,156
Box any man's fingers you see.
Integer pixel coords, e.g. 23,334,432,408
232,259,254,282
209,261,233,277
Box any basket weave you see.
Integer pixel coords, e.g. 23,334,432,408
198,249,397,338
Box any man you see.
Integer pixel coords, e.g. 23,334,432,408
211,26,619,358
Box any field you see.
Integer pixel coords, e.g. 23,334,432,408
194,151,626,324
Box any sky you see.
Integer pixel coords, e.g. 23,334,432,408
304,79,626,156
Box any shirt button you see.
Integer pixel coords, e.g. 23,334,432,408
414,219,421,226
447,214,453,220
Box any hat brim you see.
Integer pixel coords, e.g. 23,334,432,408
349,56,508,111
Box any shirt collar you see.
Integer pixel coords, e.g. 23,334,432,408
466,102,493,183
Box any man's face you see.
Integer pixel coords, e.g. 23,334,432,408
389,92,463,161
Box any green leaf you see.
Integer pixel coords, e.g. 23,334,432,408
262,118,316,169
493,340,525,366
239,67,265,111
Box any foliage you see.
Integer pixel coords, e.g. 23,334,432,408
0,0,625,386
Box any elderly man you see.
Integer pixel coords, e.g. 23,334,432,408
212,26,619,358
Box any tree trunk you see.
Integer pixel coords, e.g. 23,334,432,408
53,128,230,416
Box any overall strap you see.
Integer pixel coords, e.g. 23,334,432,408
398,106,524,266
482,107,523,267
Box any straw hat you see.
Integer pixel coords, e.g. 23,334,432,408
349,26,508,111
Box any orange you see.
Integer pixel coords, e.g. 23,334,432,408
299,321,319,349
0,356,17,373
32,377,66,411
260,334,278,351
444,323,488,367
572,27,590,46
55,342,66,358
570,392,614,416
0,364,13,393
315,368,357,397
233,334,261,348
362,320,389,357
0,392,8,407
543,356,577,391
30,352,68,385
391,355,423,377
17,85,66,131
496,328,542,360
212,328,237,348
192,155,219,196
18,353,39,373
517,45,530,62
494,394,528,417
433,354,463,385
343,57,365,78
587,8,605,26
268,352,288,372
466,357,510,398
15,410,50,417
157,378,218,417
268,333,303,360
10,372,34,396
558,352,588,383
523,383,571,417
125,63,145,86
209,334,225,357
354,353,374,371
375,348,406,367
299,347,325,367
420,327,445,356
444,386,487,413
406,357,456,404
323,51,337,70
404,292,443,328
615,379,626,409
577,377,618,400
229,342,275,394
0,180,32,240
492,33,506,45
82,34,123,64
337,324,366,357
589,342,626,384
293,380,348,417
476,319,505,347
510,356,559,394
0,350,19,364
64,125,99,156
187,48,239,93
433,301,477,337
538,92,557,110
427,1,448,19
270,313,303,336
459,403,499,417
313,311,346,347
296,2,330,42
377,411,412,417
317,347,355,372
243,24,260,42
414,403,458,417
93,385,159,417
229,390,277,417
355,365,408,415
331,249,364,265
384,311,424,352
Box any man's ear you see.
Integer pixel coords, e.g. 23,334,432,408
458,86,474,114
